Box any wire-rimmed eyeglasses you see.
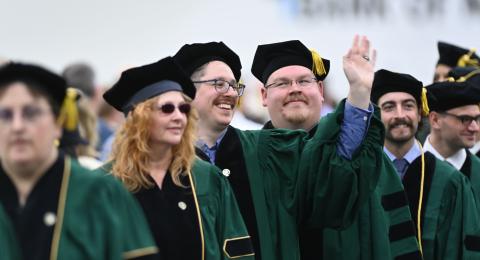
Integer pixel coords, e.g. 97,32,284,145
192,79,245,96
265,78,318,89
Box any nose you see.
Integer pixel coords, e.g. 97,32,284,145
225,85,239,97
11,111,25,131
393,106,406,118
170,106,186,120
468,119,480,131
288,81,303,93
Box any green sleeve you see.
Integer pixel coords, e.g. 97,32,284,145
299,100,385,228
103,175,160,259
253,100,384,229
0,204,21,260
436,172,480,259
59,163,158,260
192,160,255,260
216,173,255,260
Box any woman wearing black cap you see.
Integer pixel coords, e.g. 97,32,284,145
100,56,254,260
0,62,158,259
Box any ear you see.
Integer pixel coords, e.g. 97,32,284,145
318,81,325,103
261,87,268,107
54,123,63,141
429,111,441,130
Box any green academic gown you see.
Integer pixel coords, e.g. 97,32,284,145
0,154,158,260
321,151,422,260
190,159,255,259
0,204,21,260
99,158,255,260
459,151,480,255
403,152,480,259
262,119,421,260
234,100,399,260
462,151,480,207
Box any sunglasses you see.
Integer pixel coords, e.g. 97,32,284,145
155,103,191,115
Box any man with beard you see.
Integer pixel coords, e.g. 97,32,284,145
253,41,421,259
372,69,480,259
173,37,402,260
423,79,480,219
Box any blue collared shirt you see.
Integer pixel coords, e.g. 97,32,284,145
336,101,374,159
196,128,228,164
383,141,422,179
198,101,373,163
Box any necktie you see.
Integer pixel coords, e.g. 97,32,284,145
393,158,409,179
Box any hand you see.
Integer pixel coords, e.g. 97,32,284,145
343,35,377,110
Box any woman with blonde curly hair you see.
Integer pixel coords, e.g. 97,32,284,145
100,57,254,260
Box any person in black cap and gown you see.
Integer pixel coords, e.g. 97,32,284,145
372,69,480,259
423,80,480,215
98,56,254,260
0,62,159,259
434,41,479,82
251,40,422,259
173,36,398,260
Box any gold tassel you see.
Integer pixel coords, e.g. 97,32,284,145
457,69,480,82
457,48,479,68
56,88,79,131
421,88,430,116
310,49,326,78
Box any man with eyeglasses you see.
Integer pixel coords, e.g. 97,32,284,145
448,66,480,157
424,80,480,182
371,69,480,259
417,42,479,143
173,38,396,260
251,41,421,259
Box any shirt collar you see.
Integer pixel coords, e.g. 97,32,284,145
196,128,228,150
423,135,467,170
383,140,422,164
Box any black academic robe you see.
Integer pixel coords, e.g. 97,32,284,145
99,158,255,260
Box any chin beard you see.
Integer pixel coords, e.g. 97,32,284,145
284,111,308,126
385,132,415,145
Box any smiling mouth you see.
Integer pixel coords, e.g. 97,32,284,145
216,103,233,110
285,100,307,106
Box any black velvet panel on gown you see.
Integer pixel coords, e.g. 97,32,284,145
402,151,436,233
134,172,201,260
196,125,262,260
460,149,473,179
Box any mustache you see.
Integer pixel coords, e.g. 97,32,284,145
388,118,413,129
284,93,307,104
213,96,237,105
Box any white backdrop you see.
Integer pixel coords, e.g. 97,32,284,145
2,0,479,102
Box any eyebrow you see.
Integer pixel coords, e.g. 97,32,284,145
270,74,315,81
380,98,416,106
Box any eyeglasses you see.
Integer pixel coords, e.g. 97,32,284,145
0,106,49,125
265,78,318,89
155,103,191,115
192,79,245,96
440,112,480,127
